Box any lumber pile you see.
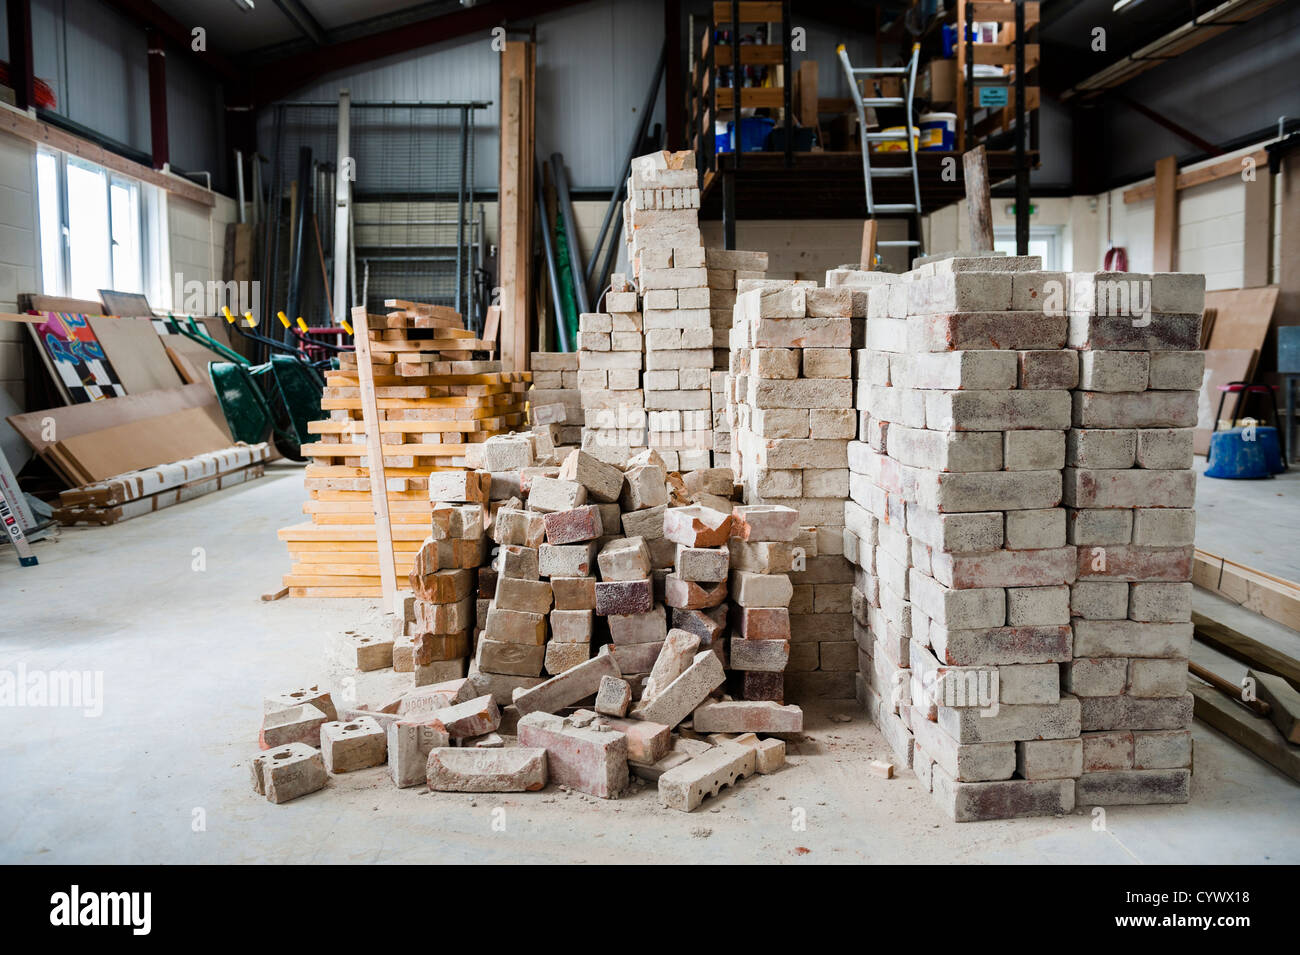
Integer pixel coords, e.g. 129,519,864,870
844,255,1206,820
53,443,270,525
276,300,529,598
254,431,797,810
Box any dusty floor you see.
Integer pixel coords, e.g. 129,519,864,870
1,462,1298,864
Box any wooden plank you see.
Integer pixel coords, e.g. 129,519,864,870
860,219,878,269
963,146,994,252
1152,155,1178,272
1250,669,1300,743
712,1,782,21
1193,551,1300,634
970,43,1039,68
969,1,1040,23
714,88,785,111
1192,610,1300,691
1190,683,1300,784
0,102,215,208
499,68,525,372
712,43,784,67
482,305,501,352
1123,150,1269,204
351,304,399,613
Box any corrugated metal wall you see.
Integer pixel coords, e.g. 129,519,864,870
13,0,227,189
260,0,877,194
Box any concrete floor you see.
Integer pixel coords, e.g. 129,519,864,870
2,462,1298,864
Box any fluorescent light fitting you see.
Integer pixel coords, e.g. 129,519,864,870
231,0,255,12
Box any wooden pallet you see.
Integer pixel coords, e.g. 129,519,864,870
276,301,529,597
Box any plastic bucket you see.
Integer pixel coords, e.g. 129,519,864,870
722,116,775,153
872,126,919,153
919,112,956,151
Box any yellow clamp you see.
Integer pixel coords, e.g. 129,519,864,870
243,311,256,327
341,318,353,336
296,317,309,333
222,306,235,324
277,311,291,329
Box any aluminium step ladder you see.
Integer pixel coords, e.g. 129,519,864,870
837,42,924,258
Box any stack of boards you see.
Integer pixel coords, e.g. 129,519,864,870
54,443,271,525
277,299,530,598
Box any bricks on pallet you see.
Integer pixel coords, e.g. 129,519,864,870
840,258,1204,819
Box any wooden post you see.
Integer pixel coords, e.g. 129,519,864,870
860,219,878,270
499,41,535,373
794,61,820,143
963,145,994,252
1153,154,1178,272
351,305,398,614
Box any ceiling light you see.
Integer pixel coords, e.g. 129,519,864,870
231,0,255,12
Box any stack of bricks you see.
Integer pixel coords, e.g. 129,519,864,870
625,150,711,472
844,254,1204,821
1064,270,1203,807
578,273,646,464
726,279,860,699
706,251,769,471
527,352,582,447
402,469,492,687
727,504,800,702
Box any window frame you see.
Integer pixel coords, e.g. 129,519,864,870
36,147,156,303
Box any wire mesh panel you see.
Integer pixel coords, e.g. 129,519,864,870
262,101,487,337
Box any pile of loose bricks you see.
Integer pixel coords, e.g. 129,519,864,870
252,431,801,810
845,254,1203,820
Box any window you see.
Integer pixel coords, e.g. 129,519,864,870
994,225,1063,271
36,150,155,303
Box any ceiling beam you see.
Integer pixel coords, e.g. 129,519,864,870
270,0,328,46
253,0,588,106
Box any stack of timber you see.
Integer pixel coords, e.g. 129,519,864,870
277,300,530,598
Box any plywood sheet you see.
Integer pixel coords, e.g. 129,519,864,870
163,336,221,394
6,383,229,456
1205,286,1280,354
1194,347,1258,455
57,406,237,483
87,316,184,395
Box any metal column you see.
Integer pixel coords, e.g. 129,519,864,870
332,90,352,326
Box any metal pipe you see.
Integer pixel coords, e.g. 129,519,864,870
583,44,665,290
456,105,468,315
235,149,246,223
536,159,570,352
549,153,590,315
285,145,313,335
594,209,624,306
1015,1,1029,256
332,90,351,325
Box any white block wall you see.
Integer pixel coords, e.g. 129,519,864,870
0,133,38,406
